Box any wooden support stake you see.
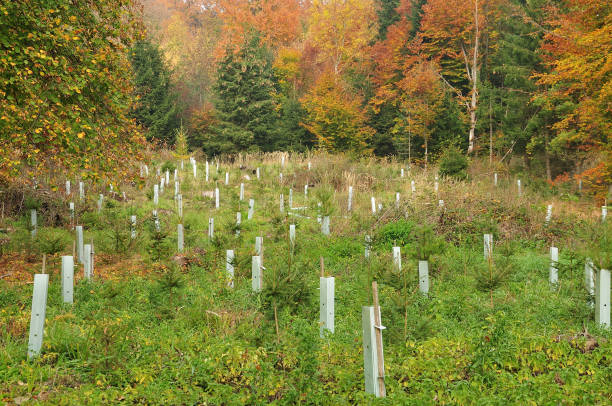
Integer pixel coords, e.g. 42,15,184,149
41,254,46,274
320,257,324,277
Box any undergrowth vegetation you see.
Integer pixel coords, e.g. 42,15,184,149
0,152,610,404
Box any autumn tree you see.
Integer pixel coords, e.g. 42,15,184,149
396,62,444,164
301,73,374,154
209,0,305,55
535,0,611,200
307,0,378,77
0,0,145,185
420,0,500,154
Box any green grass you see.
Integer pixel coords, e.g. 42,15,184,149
0,154,611,404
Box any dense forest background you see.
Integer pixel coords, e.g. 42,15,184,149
1,0,610,199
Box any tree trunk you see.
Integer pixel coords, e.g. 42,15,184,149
489,96,493,166
467,0,480,154
545,132,552,182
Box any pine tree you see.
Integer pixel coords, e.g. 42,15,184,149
211,33,280,155
129,40,181,146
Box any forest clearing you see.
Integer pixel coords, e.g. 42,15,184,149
1,0,611,404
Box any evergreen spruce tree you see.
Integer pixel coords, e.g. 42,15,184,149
478,1,544,166
129,40,181,146
174,125,189,160
211,33,280,155
375,0,400,40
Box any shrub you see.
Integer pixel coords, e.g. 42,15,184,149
375,219,417,249
161,161,177,173
438,147,468,180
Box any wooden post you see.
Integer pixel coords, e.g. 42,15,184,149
41,254,46,274
226,250,234,288
549,247,559,287
320,276,335,337
248,199,254,220
252,256,262,292
90,238,95,277
595,269,610,327
177,224,184,252
419,260,429,295
320,257,325,277
27,273,49,359
76,226,83,263
61,256,74,304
